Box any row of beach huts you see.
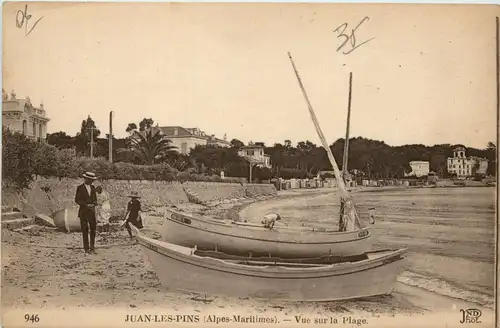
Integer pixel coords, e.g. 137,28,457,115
270,176,494,191
271,177,420,191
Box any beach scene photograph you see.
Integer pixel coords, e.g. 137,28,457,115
1,2,498,327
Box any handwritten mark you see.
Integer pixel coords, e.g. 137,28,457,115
16,4,43,36
333,16,375,55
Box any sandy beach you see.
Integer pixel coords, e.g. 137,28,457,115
1,186,495,325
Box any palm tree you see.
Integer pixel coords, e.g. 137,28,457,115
129,128,177,165
126,123,138,135
164,152,193,171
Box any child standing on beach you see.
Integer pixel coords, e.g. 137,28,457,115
122,191,143,239
96,185,111,233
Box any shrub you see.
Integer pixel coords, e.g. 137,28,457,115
56,148,79,178
279,168,308,179
33,142,59,178
160,166,177,181
2,128,37,188
253,166,273,181
176,171,194,182
223,177,246,184
2,129,245,184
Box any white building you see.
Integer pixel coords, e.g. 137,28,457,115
134,126,230,155
238,143,271,168
447,146,488,178
2,89,50,141
405,161,430,177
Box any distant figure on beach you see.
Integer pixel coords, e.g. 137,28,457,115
368,207,376,224
96,185,111,233
262,213,281,230
122,191,143,239
74,172,98,255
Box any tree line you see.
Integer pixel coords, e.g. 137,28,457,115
45,116,497,181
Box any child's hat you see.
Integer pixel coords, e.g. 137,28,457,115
128,191,141,198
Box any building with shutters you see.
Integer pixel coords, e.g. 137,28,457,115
2,89,50,141
137,126,231,155
447,146,488,178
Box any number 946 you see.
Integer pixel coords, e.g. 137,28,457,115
25,314,40,323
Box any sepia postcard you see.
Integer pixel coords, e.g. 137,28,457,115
1,2,499,328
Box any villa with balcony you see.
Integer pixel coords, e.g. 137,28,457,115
2,89,50,141
237,142,271,168
447,146,488,178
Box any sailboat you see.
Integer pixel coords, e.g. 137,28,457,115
131,53,405,301
159,53,373,258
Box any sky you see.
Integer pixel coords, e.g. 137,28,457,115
3,3,498,148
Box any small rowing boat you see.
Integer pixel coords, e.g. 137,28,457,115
131,224,406,301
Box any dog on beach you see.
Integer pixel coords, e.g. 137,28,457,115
261,213,282,230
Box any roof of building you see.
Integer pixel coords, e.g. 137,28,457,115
208,137,231,145
468,156,488,161
241,144,265,149
2,96,49,120
153,126,197,138
147,126,230,145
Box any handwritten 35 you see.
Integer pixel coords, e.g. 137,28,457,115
334,16,375,55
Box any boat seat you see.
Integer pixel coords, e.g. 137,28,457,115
193,249,369,264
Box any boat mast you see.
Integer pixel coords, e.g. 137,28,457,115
342,72,353,184
287,52,363,230
287,52,348,197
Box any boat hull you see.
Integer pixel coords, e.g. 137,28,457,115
136,230,406,301
162,209,373,257
52,208,81,233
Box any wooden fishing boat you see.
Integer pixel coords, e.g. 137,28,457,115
52,208,81,233
131,224,406,301
162,208,373,257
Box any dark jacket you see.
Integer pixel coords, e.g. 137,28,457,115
126,198,142,222
74,183,98,219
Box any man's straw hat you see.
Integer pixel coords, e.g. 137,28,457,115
82,172,97,180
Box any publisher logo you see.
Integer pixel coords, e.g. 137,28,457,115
460,309,482,324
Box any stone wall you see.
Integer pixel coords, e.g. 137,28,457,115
182,182,247,204
244,184,279,198
2,178,277,217
181,181,277,205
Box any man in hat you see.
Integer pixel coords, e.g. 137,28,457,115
74,172,98,254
